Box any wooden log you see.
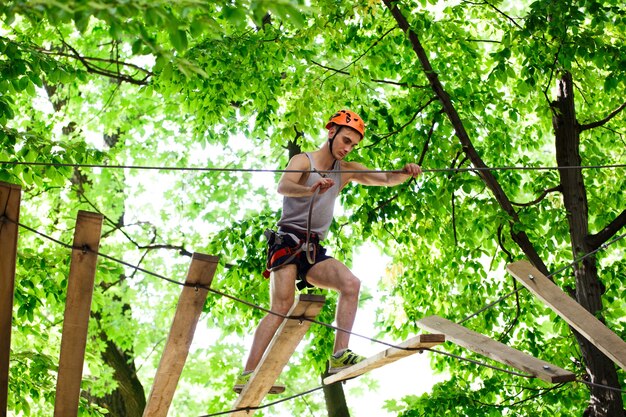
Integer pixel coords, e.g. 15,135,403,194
416,315,575,383
323,334,445,385
0,182,21,417
231,294,325,417
54,211,103,417
507,260,626,371
142,253,219,417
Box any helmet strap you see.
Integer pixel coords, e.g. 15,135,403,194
328,126,341,160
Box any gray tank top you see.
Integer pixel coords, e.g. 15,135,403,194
277,153,341,240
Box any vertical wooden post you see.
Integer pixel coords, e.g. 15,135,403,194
0,182,21,417
142,253,219,417
53,211,103,417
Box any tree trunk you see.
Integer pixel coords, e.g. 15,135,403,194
322,379,351,417
382,0,549,276
85,310,146,417
92,340,147,417
552,71,624,417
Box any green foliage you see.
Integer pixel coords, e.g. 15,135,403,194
1,0,625,416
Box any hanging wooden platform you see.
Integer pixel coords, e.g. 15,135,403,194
0,182,21,417
507,260,626,371
143,253,219,417
54,211,104,417
416,315,575,383
231,294,325,417
323,333,445,385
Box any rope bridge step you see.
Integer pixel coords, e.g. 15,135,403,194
231,294,325,417
507,260,626,372
416,315,575,383
323,334,445,385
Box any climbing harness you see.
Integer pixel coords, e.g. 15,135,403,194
262,169,327,277
262,226,320,278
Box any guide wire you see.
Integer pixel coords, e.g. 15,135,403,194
12,216,626,357
197,385,325,417
424,348,533,378
576,378,626,393
7,217,626,417
1,159,625,174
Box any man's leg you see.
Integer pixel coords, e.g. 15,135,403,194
243,265,297,372
305,259,361,354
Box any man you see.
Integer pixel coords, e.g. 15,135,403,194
235,109,422,392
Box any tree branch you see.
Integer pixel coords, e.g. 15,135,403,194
511,185,562,207
60,40,152,85
310,60,428,88
324,26,398,79
417,113,438,166
383,0,549,274
579,101,626,131
364,96,437,149
586,209,626,250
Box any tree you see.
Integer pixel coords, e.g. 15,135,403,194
1,1,624,416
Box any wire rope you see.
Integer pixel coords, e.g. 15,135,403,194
5,216,626,417
1,159,625,174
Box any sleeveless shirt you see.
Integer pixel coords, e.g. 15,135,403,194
276,152,341,240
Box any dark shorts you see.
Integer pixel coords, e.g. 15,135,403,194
264,227,332,290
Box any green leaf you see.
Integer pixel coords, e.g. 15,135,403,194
169,29,188,52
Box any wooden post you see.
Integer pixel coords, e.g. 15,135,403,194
0,182,21,417
231,294,325,417
416,315,575,383
142,253,219,417
54,211,103,417
324,333,445,385
507,260,626,371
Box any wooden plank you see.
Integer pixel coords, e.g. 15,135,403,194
323,334,445,385
142,253,219,417
231,294,325,417
507,260,626,371
416,315,575,383
0,182,21,417
54,211,103,417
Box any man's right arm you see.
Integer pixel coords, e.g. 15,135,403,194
277,154,335,197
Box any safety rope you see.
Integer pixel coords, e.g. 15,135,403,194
1,159,625,174
7,217,626,417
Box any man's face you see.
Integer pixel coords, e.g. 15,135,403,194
328,126,362,160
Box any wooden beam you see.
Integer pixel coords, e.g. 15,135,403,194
416,315,575,383
507,260,626,371
0,182,21,417
54,211,103,417
142,253,219,417
231,294,325,417
323,334,445,385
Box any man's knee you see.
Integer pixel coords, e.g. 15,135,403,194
341,273,361,296
271,297,295,315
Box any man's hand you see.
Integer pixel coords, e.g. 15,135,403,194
402,163,423,178
310,177,335,194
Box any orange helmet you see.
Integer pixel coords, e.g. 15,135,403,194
325,109,365,138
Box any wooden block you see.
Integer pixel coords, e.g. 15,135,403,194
323,334,445,385
0,182,21,417
142,253,219,417
231,294,325,416
54,211,103,417
416,315,575,383
507,260,626,371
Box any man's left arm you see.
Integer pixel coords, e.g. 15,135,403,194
343,161,422,187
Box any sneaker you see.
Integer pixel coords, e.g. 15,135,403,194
328,349,366,374
233,371,285,394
